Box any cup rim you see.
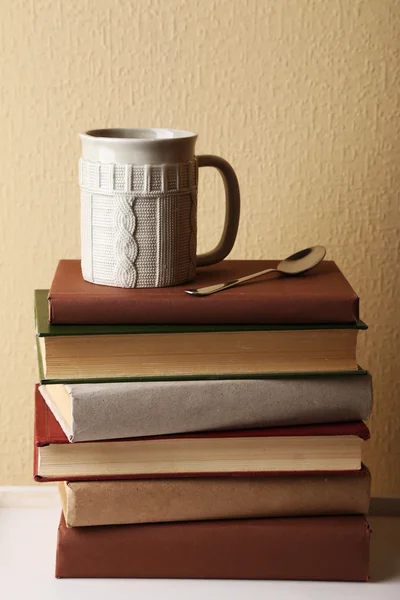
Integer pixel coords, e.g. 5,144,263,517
80,128,197,142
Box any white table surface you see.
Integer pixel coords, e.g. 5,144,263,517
1,503,399,600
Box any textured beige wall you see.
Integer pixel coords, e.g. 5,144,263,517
0,0,399,493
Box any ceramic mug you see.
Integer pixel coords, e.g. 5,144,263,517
79,128,240,288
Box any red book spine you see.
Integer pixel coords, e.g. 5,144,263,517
48,259,360,325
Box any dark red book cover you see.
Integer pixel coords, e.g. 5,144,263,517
48,259,360,325
56,513,371,580
33,385,370,482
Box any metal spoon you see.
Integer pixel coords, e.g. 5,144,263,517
185,246,326,297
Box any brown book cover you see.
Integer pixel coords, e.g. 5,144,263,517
33,385,370,482
60,467,371,527
48,259,359,325
55,513,371,580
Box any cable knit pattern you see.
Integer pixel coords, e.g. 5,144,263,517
79,157,198,288
114,194,138,288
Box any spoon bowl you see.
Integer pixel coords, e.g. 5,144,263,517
185,245,327,296
277,246,326,275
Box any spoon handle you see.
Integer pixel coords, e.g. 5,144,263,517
185,268,279,297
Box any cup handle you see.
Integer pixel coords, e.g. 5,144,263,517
195,155,240,267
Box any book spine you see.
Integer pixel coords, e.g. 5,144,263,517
56,514,370,580
64,375,372,442
62,470,371,527
49,293,360,325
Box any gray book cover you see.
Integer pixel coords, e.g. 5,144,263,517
39,373,372,442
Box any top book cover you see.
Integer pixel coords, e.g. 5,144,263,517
48,259,360,326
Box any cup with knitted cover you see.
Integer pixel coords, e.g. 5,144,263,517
79,128,240,288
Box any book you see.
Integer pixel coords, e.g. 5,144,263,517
55,513,371,580
35,291,367,382
48,259,360,325
39,373,373,442
34,387,370,481
59,467,371,527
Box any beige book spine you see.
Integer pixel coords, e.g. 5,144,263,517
61,469,371,527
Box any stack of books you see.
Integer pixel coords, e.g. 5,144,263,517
34,258,372,581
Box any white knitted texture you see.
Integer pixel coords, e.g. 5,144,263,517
79,158,198,288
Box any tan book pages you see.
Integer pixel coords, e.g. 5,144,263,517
37,434,363,478
39,328,359,380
